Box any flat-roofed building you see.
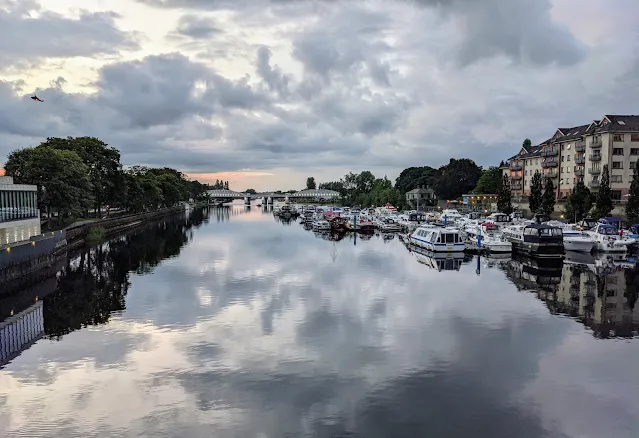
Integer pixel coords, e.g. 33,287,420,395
0,176,40,246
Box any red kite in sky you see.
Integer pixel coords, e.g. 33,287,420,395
31,95,44,102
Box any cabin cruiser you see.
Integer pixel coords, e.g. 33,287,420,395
502,223,564,258
438,209,463,226
312,218,331,231
485,213,512,228
377,217,403,233
545,221,595,253
464,221,512,253
575,217,597,231
351,216,376,232
584,223,633,252
410,225,465,253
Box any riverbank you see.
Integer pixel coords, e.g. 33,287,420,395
0,206,190,295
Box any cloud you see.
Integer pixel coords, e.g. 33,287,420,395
0,0,140,68
1,0,639,190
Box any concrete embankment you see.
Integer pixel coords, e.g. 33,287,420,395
0,206,187,295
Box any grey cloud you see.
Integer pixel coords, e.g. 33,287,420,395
173,14,222,39
0,0,139,67
255,46,291,97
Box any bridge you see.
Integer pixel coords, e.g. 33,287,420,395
207,189,340,204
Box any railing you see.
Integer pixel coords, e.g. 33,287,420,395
589,180,600,188
543,170,558,178
510,175,523,181
590,138,602,148
588,168,601,174
509,164,522,171
574,168,584,176
589,154,601,161
541,160,558,168
511,184,523,190
541,148,559,157
575,155,586,164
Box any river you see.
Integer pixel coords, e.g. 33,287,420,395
1,205,639,437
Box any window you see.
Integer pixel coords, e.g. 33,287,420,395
567,155,571,161
561,144,565,151
614,134,624,142
612,161,623,169
560,179,563,185
611,175,623,183
561,156,565,162
567,144,571,150
525,170,528,176
631,134,639,142
613,148,624,155
567,166,571,173
631,148,639,155
535,159,538,165
631,161,636,169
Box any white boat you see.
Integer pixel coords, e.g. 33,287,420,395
377,217,403,233
502,223,564,258
584,223,632,253
313,218,331,231
409,225,465,252
464,221,512,253
545,221,594,253
485,213,512,228
438,209,463,226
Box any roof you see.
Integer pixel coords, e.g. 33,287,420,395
407,187,434,194
553,124,590,142
598,115,639,132
525,223,557,229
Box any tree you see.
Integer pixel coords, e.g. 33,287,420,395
564,181,592,223
522,138,532,149
626,164,639,223
529,170,543,215
394,166,439,195
306,177,316,190
474,166,502,194
594,165,613,219
541,178,556,217
245,188,257,195
497,174,513,214
433,158,482,200
5,147,93,220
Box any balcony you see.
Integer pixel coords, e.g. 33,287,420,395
541,159,558,168
574,167,584,176
589,180,600,188
541,148,559,157
511,184,523,190
575,140,586,152
588,168,601,175
510,175,523,181
589,154,601,161
543,170,558,178
590,138,602,148
575,155,586,164
509,164,522,171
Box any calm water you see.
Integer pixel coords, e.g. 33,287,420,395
2,205,639,438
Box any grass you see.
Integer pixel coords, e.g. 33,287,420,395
86,226,107,245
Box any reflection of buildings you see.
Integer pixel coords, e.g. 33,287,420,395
0,301,44,368
503,253,639,338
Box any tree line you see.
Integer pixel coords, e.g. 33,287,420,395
4,136,208,223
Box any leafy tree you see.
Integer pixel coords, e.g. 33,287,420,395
564,181,591,223
433,158,482,200
306,177,316,190
593,164,613,219
529,170,543,215
497,173,513,214
245,188,257,195
626,163,639,223
522,138,532,149
394,166,440,195
5,146,93,220
541,178,556,217
474,166,502,194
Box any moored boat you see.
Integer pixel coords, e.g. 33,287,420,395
502,223,564,258
409,225,465,252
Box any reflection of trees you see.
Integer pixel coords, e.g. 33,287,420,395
43,209,207,339
624,265,639,310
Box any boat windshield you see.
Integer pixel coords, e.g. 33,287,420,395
598,226,618,235
539,228,562,237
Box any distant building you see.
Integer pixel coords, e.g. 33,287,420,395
503,114,639,201
405,186,436,207
0,176,40,246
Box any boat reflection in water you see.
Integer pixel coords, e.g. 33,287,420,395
408,245,469,271
503,252,639,339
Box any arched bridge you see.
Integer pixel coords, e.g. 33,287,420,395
207,189,340,200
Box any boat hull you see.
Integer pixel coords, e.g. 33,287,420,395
509,240,564,258
563,239,594,253
410,236,465,253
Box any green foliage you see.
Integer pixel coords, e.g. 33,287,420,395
593,165,613,219
626,164,639,223
245,188,257,194
529,171,543,214
86,226,107,244
306,177,316,190
210,179,229,190
564,181,592,223
497,174,513,214
474,166,502,194
541,178,556,217
522,138,532,148
433,159,483,200
319,172,403,208
394,166,439,195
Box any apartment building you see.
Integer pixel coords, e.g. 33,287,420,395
504,115,639,200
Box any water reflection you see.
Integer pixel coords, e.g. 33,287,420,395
1,208,639,437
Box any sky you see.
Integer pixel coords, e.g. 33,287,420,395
0,0,638,191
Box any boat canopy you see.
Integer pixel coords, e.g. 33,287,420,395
596,224,619,235
523,223,563,242
599,217,621,227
